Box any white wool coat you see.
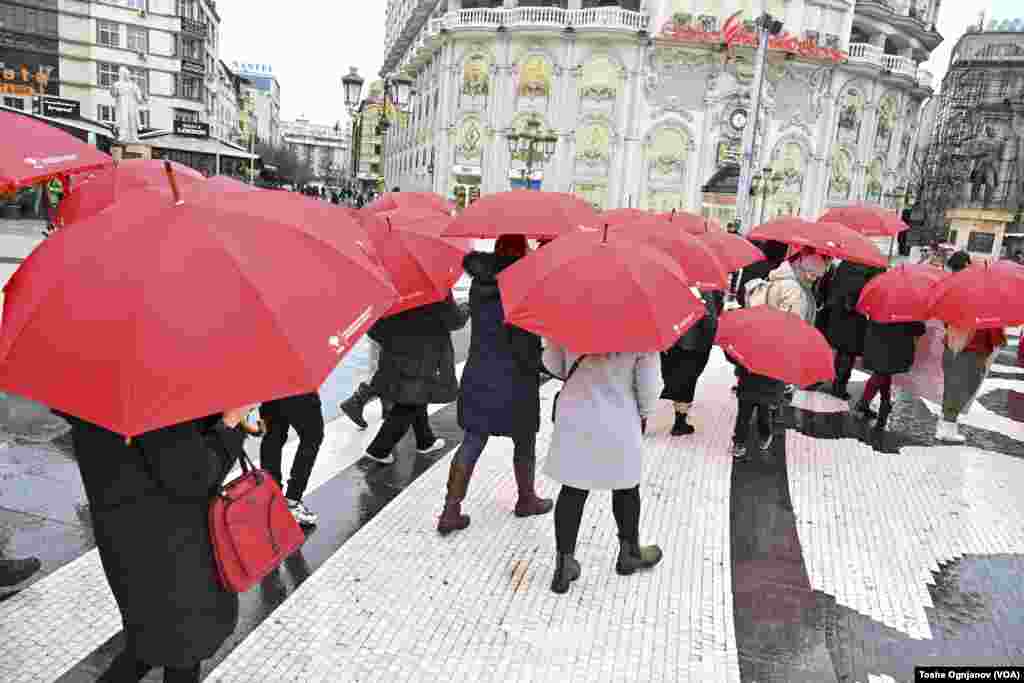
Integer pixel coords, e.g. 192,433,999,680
542,346,663,491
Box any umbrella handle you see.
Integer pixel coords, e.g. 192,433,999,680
163,161,183,206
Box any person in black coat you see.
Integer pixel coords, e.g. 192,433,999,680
660,288,718,436
824,261,883,399
438,236,552,535
364,292,469,464
726,353,784,462
853,319,927,428
64,410,247,683
733,240,788,393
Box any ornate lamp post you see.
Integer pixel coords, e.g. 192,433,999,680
751,167,785,225
342,68,413,192
506,117,558,190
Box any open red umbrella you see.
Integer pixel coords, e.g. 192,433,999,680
748,217,887,268
856,264,948,323
365,191,453,215
716,307,835,386
601,208,650,223
695,232,766,273
820,205,907,237
0,174,397,437
0,110,114,192
56,160,204,226
443,190,598,239
497,228,705,353
655,209,713,235
205,175,260,192
606,218,730,290
926,262,1024,329
358,210,468,316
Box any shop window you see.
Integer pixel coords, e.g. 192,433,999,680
98,20,120,48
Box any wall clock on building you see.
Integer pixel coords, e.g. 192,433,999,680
730,109,748,132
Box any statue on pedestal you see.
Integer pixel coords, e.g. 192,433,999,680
963,126,1002,207
110,66,145,144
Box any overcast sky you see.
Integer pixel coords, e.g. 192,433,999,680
213,0,1022,125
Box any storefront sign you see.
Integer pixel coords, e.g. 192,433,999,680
659,22,848,64
0,50,59,96
41,97,80,119
231,62,273,76
173,120,210,138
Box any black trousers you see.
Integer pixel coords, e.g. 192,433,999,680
733,399,772,444
834,350,857,387
554,485,640,555
259,392,325,501
366,403,435,458
97,649,200,683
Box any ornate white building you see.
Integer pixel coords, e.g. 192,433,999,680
380,0,941,222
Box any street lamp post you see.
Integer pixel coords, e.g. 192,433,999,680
506,118,558,191
751,167,784,225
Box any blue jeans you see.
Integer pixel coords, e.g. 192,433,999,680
454,430,536,467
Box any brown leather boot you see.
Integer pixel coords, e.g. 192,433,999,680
437,461,474,535
513,457,554,517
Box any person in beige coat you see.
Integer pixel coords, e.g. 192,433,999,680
542,345,664,594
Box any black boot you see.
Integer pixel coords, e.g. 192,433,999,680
550,553,581,594
876,399,893,429
852,397,877,419
670,412,695,436
339,383,375,430
615,539,663,576
0,557,41,587
831,355,854,400
437,462,475,535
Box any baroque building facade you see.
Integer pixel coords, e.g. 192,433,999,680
380,0,940,221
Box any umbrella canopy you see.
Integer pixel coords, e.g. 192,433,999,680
0,185,397,437
205,175,260,192
695,232,766,273
606,218,730,290
748,217,888,268
716,307,835,386
855,264,948,323
442,190,598,239
820,205,907,237
497,229,705,353
365,191,453,215
56,160,204,226
601,208,651,223
358,210,468,316
0,111,114,192
926,262,1024,329
656,209,713,235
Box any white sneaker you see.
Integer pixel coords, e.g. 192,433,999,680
948,422,967,443
935,420,966,443
417,438,446,454
287,499,318,527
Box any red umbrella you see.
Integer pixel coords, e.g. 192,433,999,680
716,307,835,386
695,232,766,272
442,190,598,239
0,111,114,192
601,208,651,223
56,160,204,226
365,191,453,215
0,178,397,437
926,262,1024,329
606,218,730,290
855,264,948,323
820,205,907,237
656,209,713,235
205,175,260,192
748,217,887,268
358,210,468,316
497,229,705,353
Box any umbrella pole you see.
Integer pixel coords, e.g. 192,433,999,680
163,161,182,205
887,235,895,265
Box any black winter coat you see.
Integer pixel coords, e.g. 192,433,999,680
457,252,542,436
862,320,927,375
660,292,718,401
368,293,469,405
65,415,241,668
825,261,882,355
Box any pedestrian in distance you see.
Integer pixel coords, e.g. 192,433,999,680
63,410,248,683
936,251,1007,443
543,347,664,595
824,260,884,400
854,316,927,430
437,236,552,535
363,292,469,464
660,286,719,436
259,392,325,526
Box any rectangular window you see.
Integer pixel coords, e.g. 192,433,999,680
182,38,201,60
127,26,147,53
139,109,150,129
97,104,117,122
176,75,201,100
98,20,120,48
3,96,25,110
97,62,119,88
174,108,199,123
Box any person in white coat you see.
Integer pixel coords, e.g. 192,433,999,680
542,345,664,594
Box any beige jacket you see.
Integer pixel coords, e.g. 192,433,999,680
763,261,816,323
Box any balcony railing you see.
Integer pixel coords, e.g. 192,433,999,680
445,6,648,32
848,42,884,66
846,43,933,88
882,53,917,78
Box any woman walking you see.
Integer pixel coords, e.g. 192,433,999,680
660,287,719,435
854,319,927,429
364,292,469,464
824,260,882,400
64,410,247,682
543,346,664,594
438,236,552,535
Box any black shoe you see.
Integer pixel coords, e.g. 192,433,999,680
0,557,41,587
339,383,374,430
615,540,663,576
551,553,581,594
876,400,893,427
758,429,774,451
730,442,748,461
670,412,695,436
852,398,877,419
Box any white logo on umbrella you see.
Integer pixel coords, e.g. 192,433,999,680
23,154,78,169
329,305,375,354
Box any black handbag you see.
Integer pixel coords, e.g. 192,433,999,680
550,355,586,423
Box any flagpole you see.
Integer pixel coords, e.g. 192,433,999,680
735,19,769,237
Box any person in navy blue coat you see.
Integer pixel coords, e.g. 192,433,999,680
437,235,553,535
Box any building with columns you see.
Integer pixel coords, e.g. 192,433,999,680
281,116,349,186
379,0,941,222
